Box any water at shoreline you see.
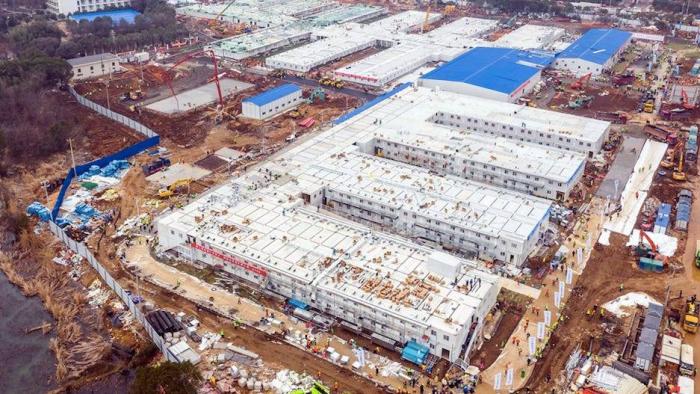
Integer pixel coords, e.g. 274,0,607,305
0,271,56,393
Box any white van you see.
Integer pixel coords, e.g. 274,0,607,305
680,344,695,376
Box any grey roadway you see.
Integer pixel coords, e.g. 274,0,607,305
281,75,378,102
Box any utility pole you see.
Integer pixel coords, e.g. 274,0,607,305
41,180,50,204
105,80,111,111
68,138,77,178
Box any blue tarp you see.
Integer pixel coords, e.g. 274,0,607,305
655,203,671,228
333,83,412,125
78,159,130,180
288,298,309,310
242,84,300,106
52,136,159,221
401,340,429,365
557,28,632,65
639,257,664,272
74,203,100,223
26,202,51,222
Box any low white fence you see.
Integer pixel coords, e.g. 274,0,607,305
67,86,158,138
47,221,178,362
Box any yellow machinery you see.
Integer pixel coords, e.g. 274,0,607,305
289,106,307,119
643,100,654,113
683,297,699,333
660,147,676,169
444,5,456,14
319,77,343,89
422,0,433,32
158,178,192,198
673,142,687,181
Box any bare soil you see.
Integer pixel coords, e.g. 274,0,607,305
523,232,672,391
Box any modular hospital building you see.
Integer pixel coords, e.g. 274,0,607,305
554,28,633,76
241,84,302,120
157,83,610,362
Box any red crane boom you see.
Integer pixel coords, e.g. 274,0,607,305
164,50,224,109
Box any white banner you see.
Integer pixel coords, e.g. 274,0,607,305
576,247,583,265
528,336,537,355
558,280,565,295
566,267,573,285
544,310,552,326
554,291,561,308
586,234,592,252
494,372,502,390
506,368,514,386
537,322,545,339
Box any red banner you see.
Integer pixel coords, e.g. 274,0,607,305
190,242,268,277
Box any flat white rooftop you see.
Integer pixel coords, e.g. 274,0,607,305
265,33,375,70
366,10,441,33
419,17,498,42
373,87,609,144
177,3,297,26
207,25,310,57
335,41,434,83
332,17,498,86
374,126,586,184
495,24,565,50
301,149,551,242
158,181,497,335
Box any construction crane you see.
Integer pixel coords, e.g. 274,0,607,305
681,89,696,110
637,230,658,257
673,142,687,181
421,0,434,33
570,73,592,90
164,50,224,121
209,0,237,29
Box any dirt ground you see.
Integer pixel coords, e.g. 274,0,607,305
522,161,698,390
523,231,671,391
471,311,522,370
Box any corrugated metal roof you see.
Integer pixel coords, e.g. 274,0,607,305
420,47,554,95
67,53,119,66
557,28,632,65
635,341,655,361
243,83,300,106
647,302,664,318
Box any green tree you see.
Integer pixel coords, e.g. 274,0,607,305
130,361,202,394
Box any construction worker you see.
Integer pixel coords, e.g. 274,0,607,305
619,283,624,292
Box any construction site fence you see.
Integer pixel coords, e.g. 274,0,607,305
68,86,158,138
46,220,178,363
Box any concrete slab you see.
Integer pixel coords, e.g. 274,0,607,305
145,78,254,114
146,163,211,187
603,140,667,236
215,147,245,161
596,137,646,200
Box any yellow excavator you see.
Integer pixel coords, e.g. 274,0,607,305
672,142,687,182
157,178,192,198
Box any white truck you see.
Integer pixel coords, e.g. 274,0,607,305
680,344,695,376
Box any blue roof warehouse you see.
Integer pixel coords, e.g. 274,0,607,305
241,83,303,120
554,28,632,76
418,47,554,103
